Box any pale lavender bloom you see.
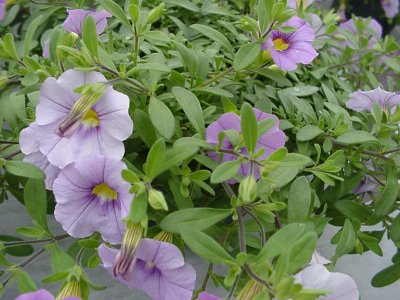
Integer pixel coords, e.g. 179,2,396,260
99,239,196,300
310,250,331,265
295,264,359,300
42,39,50,58
63,9,112,35
381,0,399,19
34,70,133,168
287,0,314,9
19,123,60,190
0,0,5,20
206,109,286,182
53,155,132,244
198,292,220,300
261,16,318,71
339,18,382,49
346,87,400,113
15,289,80,300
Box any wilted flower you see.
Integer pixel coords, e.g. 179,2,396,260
53,155,132,244
34,70,133,169
15,288,80,300
19,123,60,190
339,18,382,49
261,16,318,71
346,87,400,113
99,238,196,300
63,9,112,35
295,264,359,300
381,0,399,19
206,109,286,182
287,0,314,9
198,292,220,300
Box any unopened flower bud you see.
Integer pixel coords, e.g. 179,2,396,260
238,176,257,204
240,16,259,31
55,280,81,300
112,222,143,280
148,189,168,211
0,76,9,89
147,3,165,24
236,279,265,300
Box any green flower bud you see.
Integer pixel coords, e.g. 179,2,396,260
148,189,168,211
239,16,259,31
238,176,257,204
147,3,165,24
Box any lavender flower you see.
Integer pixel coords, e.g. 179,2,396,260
198,292,220,300
15,289,80,300
53,155,132,244
19,123,60,190
261,16,318,71
346,87,400,113
287,0,314,9
295,264,359,300
339,18,382,49
34,70,133,169
42,39,50,58
381,0,399,19
0,0,5,20
206,109,286,182
63,9,112,35
99,238,196,300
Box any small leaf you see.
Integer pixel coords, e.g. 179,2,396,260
335,219,356,259
241,102,258,153
296,125,323,141
145,138,166,179
23,16,43,55
287,232,317,273
210,160,241,183
233,43,260,71
375,179,398,217
133,109,157,147
5,161,45,180
288,176,311,223
23,179,49,232
82,15,98,58
99,0,130,26
149,97,175,139
128,192,147,224
190,24,232,50
372,263,400,287
336,131,377,144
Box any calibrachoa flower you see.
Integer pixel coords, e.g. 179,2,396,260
206,109,286,181
15,289,80,300
53,155,132,244
34,70,133,168
198,292,220,300
295,264,359,300
0,0,5,20
287,0,314,9
19,122,60,190
63,9,112,35
261,16,318,71
346,87,400,113
381,0,399,19
339,18,382,49
98,238,196,300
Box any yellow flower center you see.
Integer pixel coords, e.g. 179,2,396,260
92,183,117,200
82,109,100,127
273,38,289,51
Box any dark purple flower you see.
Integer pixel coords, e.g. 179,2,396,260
63,9,112,35
339,18,382,49
295,264,359,300
346,87,400,113
0,0,5,20
198,292,220,300
261,16,318,71
53,155,132,244
99,238,196,300
206,109,286,182
15,289,80,300
381,0,399,19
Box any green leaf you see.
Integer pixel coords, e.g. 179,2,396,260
287,232,317,273
5,161,45,180
335,200,373,222
375,179,398,217
99,0,130,27
50,245,74,274
23,179,49,232
149,97,175,139
128,192,147,224
288,176,311,223
190,24,232,50
0,235,34,257
258,0,274,32
296,125,323,141
335,219,356,259
145,138,166,179
160,208,232,233
210,160,241,183
288,86,319,97
166,0,200,12
158,144,199,174
336,131,377,144
16,270,37,293
23,15,43,55
372,263,400,287
127,63,171,74
241,102,258,153
3,33,19,60
172,87,205,138
180,227,235,264
82,15,98,58
233,43,260,71
133,109,157,147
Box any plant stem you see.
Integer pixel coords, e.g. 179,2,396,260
275,213,283,229
236,207,246,253
243,207,265,247
382,147,400,155
218,149,262,166
2,150,22,160
331,140,390,161
196,67,234,88
3,234,69,247
0,140,19,145
225,274,241,300
199,263,214,292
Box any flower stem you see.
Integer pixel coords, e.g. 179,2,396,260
331,140,390,161
243,207,265,247
0,140,19,145
2,150,22,160
196,67,234,88
3,234,70,247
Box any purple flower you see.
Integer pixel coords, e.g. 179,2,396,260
287,0,314,9
0,0,5,20
53,155,132,244
42,39,50,58
295,264,359,300
63,9,112,35
339,18,382,49
381,0,399,19
310,250,331,265
19,123,60,190
98,238,196,300
198,292,220,300
15,289,80,300
346,87,400,113
206,109,286,182
261,16,318,71
34,70,133,169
